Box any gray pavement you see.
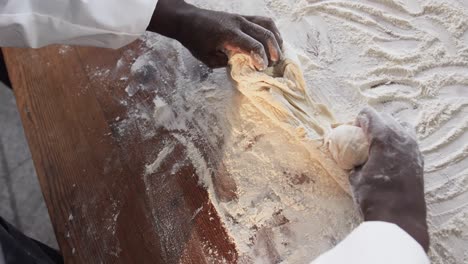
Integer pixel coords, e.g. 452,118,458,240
0,83,58,249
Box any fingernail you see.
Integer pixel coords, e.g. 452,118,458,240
267,40,279,62
251,53,267,70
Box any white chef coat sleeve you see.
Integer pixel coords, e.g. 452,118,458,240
311,221,430,264
0,0,158,49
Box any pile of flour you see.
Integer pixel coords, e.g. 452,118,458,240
110,0,468,263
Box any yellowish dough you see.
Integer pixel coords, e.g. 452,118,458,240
327,125,370,170
229,53,353,194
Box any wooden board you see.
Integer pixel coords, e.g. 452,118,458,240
2,42,238,263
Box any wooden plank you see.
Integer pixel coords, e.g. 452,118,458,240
2,42,237,263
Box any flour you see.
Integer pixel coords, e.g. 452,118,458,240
144,143,175,175
58,45,71,55
111,0,468,263
172,133,213,188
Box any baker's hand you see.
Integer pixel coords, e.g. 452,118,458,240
148,0,283,70
350,107,429,251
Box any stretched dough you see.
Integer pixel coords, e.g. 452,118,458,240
229,53,351,194
327,125,369,170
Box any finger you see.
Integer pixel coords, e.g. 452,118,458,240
222,31,269,71
400,121,418,140
243,16,284,49
355,107,387,142
241,20,283,66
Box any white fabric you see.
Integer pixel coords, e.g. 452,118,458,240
312,221,430,264
0,0,158,49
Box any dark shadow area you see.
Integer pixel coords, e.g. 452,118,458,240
0,49,12,88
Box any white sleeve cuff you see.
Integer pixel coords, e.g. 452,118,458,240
0,0,158,49
311,221,430,264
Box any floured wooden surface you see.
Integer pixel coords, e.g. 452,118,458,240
49,0,468,263
111,35,359,263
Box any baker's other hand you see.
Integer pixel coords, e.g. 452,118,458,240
350,107,429,251
148,0,283,70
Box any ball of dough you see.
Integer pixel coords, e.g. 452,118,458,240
327,125,370,170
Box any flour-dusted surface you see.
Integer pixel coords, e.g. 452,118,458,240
106,0,467,263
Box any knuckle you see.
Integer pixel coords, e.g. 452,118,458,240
360,106,375,117
356,114,370,130
264,17,276,26
252,42,264,52
229,29,241,37
258,16,273,23
234,15,246,23
357,111,371,123
238,16,251,27
249,16,263,22
263,30,275,41
250,16,277,29
222,29,241,41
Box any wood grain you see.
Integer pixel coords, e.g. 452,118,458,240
2,43,238,263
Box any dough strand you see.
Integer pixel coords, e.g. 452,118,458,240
229,53,352,194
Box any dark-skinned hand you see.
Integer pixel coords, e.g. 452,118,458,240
350,107,430,251
148,0,283,70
